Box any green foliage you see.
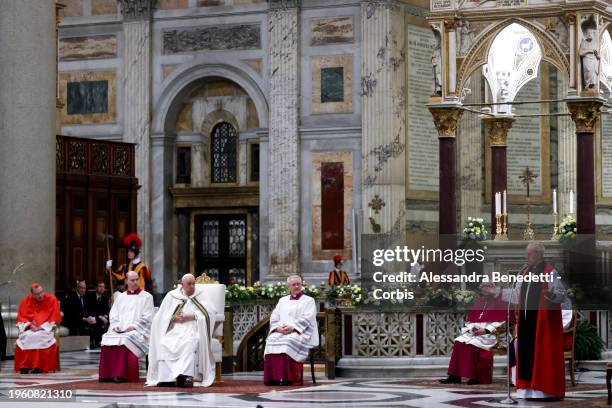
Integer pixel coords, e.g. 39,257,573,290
573,320,604,361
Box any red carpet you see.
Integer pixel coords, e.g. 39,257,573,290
31,378,313,394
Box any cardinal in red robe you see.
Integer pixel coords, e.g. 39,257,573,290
14,283,61,374
440,284,511,385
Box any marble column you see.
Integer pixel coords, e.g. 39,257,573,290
459,74,483,221
151,133,174,291
267,0,300,277
557,79,577,216
428,105,463,238
0,1,56,295
361,0,406,240
565,97,604,236
119,0,155,280
482,116,514,235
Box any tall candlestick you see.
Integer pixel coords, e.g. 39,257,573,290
553,189,557,213
569,190,574,214
503,190,507,214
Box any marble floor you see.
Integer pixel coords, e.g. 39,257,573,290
0,351,607,407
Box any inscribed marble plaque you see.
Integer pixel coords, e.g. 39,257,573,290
59,71,117,125
506,77,542,196
67,81,108,115
311,17,354,46
407,25,439,197
601,115,612,197
59,35,117,61
311,55,353,114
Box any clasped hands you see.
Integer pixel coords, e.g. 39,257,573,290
113,325,136,333
471,327,487,336
172,312,195,324
276,324,295,335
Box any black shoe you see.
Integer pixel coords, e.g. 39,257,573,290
113,377,126,383
439,375,461,384
99,377,112,383
156,381,176,387
265,380,281,386
279,379,292,386
176,374,186,387
466,379,480,385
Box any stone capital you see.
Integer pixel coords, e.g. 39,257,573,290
482,116,515,146
119,0,157,22
565,97,604,133
427,105,464,138
268,0,300,10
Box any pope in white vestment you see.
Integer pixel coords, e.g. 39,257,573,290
146,274,217,387
99,271,154,382
263,275,319,385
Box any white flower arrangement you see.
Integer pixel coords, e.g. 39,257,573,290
557,215,577,241
463,217,488,241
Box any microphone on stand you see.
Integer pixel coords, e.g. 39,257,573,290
490,265,524,405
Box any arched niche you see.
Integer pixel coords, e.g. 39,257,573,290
457,18,569,96
152,62,269,135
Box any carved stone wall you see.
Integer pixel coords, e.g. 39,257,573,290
163,25,261,54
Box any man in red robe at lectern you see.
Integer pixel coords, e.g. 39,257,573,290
485,242,567,400
14,283,61,374
440,284,511,385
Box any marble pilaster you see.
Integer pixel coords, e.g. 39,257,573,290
267,0,300,277
0,1,56,296
361,0,406,239
121,0,155,282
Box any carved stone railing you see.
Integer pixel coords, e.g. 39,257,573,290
339,307,611,358
56,135,135,177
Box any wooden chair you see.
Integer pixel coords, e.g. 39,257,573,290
300,350,316,385
563,311,577,387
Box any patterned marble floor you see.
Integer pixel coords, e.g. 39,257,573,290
0,351,607,407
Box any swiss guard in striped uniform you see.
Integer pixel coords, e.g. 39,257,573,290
328,255,350,287
106,233,153,294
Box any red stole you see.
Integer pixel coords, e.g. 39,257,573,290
516,263,565,398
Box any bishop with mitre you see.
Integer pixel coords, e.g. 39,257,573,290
263,275,319,385
146,274,217,387
99,271,154,383
14,283,61,374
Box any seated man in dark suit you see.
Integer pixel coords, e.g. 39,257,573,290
62,280,93,336
86,282,110,349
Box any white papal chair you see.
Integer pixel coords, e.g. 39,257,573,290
196,283,226,383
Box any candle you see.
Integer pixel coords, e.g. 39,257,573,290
570,190,574,214
503,190,507,214
553,189,557,213
495,192,501,216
